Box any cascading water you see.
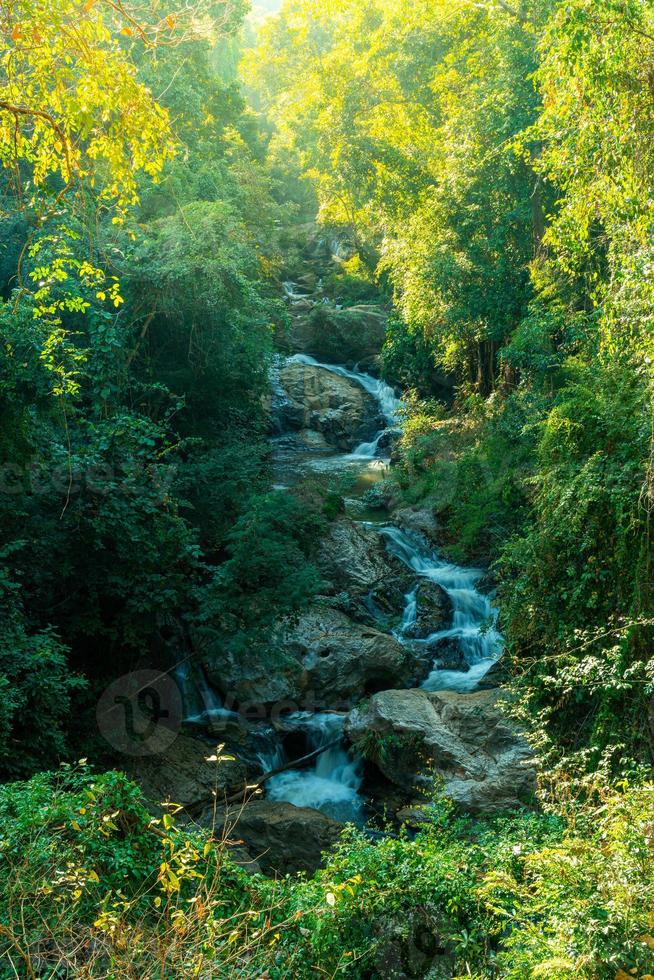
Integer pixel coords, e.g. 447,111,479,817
401,586,418,633
175,661,238,727
287,353,401,460
379,526,503,692
265,354,502,819
256,737,286,773
288,353,400,425
265,713,363,823
282,281,312,301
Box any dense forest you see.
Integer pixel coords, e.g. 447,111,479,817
1,0,653,977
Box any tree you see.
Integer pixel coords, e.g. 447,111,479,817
248,0,549,391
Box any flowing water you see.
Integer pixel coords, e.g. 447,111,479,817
288,353,400,428
379,525,503,692
265,713,364,823
271,351,399,488
266,354,503,816
175,661,238,728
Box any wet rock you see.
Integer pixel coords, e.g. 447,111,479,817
298,429,331,451
395,804,432,827
204,648,305,711
224,846,263,876
216,799,341,876
346,689,536,813
318,518,413,618
130,734,246,809
405,581,453,640
425,637,468,673
296,272,318,290
277,361,381,450
392,506,440,545
286,606,429,705
475,569,497,596
204,605,429,710
376,427,401,452
476,658,507,690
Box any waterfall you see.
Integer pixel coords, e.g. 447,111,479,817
174,662,238,727
350,431,385,459
378,525,503,692
256,737,286,773
282,281,312,301
287,354,400,459
266,713,363,823
400,586,418,635
265,355,502,822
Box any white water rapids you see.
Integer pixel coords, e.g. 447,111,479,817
174,662,238,727
379,525,503,692
265,713,363,823
264,356,503,818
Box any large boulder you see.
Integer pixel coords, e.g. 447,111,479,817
405,580,453,639
204,646,305,711
204,606,429,711
346,689,536,813
276,361,381,450
286,606,428,706
290,304,388,368
392,506,441,546
317,519,413,620
130,734,246,809
426,637,468,673
216,799,342,876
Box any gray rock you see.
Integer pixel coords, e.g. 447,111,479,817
277,361,381,450
346,689,536,813
130,733,246,808
291,304,388,367
204,648,305,710
392,507,441,545
405,581,453,639
204,605,429,710
318,518,413,618
425,637,468,673
286,606,429,706
216,799,342,876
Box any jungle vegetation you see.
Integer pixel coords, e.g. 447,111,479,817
0,1,653,977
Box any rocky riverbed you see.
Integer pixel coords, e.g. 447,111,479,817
131,229,535,876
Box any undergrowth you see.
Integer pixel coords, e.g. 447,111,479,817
1,761,653,978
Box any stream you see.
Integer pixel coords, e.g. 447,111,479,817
261,353,504,821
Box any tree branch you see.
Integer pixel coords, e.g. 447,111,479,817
492,0,528,24
0,99,76,185
185,738,344,816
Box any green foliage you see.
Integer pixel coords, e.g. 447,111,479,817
254,0,654,766
250,0,544,390
323,255,381,306
498,359,653,755
3,2,654,974
0,569,84,778
196,490,325,658
7,768,653,979
482,782,654,979
0,0,289,774
381,314,444,396
0,764,259,977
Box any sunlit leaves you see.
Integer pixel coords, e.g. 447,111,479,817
0,0,177,219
